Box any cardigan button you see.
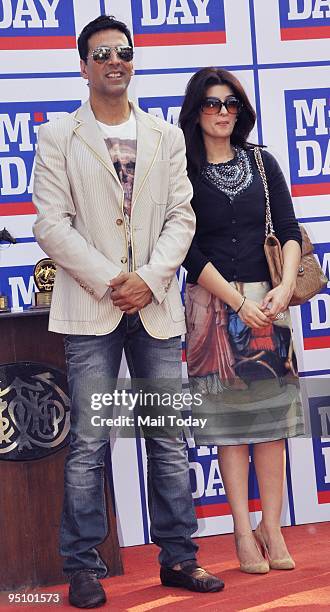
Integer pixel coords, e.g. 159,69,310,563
121,256,127,264
232,238,237,243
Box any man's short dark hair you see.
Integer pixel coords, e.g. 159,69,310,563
78,15,133,62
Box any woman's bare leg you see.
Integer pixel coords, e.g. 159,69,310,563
218,445,266,566
253,440,292,560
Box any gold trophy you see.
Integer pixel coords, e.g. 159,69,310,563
0,293,9,312
32,258,56,308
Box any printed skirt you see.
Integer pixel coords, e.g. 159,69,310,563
185,281,305,446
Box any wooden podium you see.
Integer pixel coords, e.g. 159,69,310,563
0,310,123,590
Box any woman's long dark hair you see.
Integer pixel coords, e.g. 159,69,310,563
179,67,257,182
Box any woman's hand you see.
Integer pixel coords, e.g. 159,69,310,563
238,298,271,328
260,282,294,320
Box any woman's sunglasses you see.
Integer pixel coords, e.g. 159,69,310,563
89,46,134,63
200,96,241,115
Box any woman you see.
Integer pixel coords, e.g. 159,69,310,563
180,68,305,574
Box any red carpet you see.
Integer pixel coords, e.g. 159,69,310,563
1,523,330,611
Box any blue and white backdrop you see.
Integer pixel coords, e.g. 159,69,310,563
0,0,329,545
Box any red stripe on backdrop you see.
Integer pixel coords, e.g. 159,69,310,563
304,336,330,350
281,26,330,40
0,202,36,215
195,498,261,518
318,491,330,504
291,183,330,197
134,31,226,47
0,36,77,50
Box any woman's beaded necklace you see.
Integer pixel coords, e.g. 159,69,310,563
202,146,253,201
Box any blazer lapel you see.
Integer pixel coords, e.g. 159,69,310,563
132,103,163,207
72,101,164,202
73,101,121,185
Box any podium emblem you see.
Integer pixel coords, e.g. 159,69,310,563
0,362,70,461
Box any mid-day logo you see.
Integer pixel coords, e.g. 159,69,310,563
139,95,183,124
300,243,330,350
0,267,37,312
279,0,330,40
131,0,226,47
309,394,330,505
0,0,76,49
188,443,261,518
285,88,330,197
0,100,80,216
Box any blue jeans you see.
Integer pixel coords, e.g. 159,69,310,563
60,314,198,576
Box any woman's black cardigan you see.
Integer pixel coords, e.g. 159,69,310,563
183,148,302,284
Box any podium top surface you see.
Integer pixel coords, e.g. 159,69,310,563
0,308,50,319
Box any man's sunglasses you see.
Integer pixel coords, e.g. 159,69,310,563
200,96,241,115
89,45,134,63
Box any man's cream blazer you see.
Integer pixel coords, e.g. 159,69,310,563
33,100,195,338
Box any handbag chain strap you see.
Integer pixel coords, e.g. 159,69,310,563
254,147,275,238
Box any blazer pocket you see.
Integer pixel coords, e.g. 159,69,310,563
51,280,99,322
148,160,170,205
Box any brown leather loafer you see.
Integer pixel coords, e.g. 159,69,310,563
69,569,106,608
160,560,224,593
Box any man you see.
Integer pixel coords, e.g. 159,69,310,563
33,15,224,608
